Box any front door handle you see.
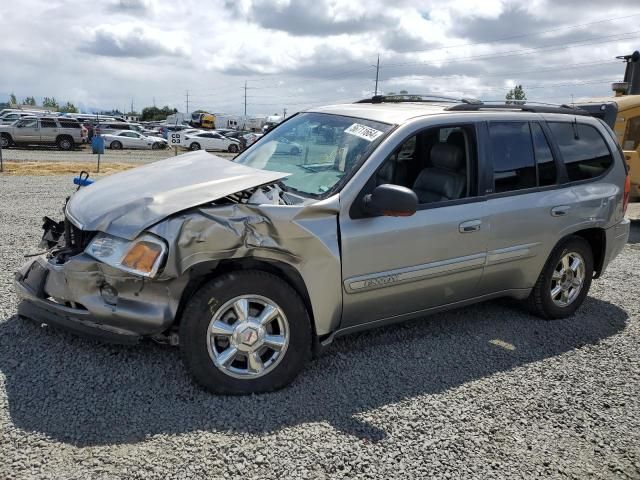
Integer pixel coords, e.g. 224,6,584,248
459,219,482,233
551,205,571,217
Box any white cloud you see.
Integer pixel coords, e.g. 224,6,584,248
0,0,635,115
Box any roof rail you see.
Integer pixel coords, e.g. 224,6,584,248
444,100,591,116
355,94,482,105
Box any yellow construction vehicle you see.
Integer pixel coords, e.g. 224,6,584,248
575,51,640,200
190,112,216,129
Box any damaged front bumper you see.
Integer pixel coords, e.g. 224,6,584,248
14,253,180,344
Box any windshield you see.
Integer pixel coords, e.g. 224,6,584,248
234,112,392,197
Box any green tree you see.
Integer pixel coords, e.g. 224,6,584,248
23,96,36,106
59,102,78,113
506,85,527,104
399,90,408,94
42,97,59,109
9,93,17,105
141,105,176,121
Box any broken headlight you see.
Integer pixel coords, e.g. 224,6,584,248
85,233,167,278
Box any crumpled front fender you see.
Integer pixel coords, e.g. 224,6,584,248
149,199,342,336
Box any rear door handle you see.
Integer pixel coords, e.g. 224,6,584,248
551,205,570,217
459,219,482,233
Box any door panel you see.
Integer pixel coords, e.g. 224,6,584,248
14,120,40,143
480,188,578,295
339,202,489,328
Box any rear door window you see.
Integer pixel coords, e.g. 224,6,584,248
547,122,613,181
489,122,536,193
531,123,557,186
40,119,57,128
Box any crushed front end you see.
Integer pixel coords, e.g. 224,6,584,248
14,214,183,344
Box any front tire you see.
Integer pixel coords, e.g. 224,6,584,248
0,134,12,148
528,236,594,319
179,271,311,394
228,144,239,153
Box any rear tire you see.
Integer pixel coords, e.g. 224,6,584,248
0,134,12,148
190,142,201,151
179,270,312,394
57,136,74,151
290,146,300,155
110,140,123,150
527,236,593,319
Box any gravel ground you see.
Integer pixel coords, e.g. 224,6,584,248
0,146,236,164
1,175,639,479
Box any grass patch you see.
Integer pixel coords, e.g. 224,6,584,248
0,162,136,176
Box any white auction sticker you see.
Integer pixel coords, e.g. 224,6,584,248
344,123,384,142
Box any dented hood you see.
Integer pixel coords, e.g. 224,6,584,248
65,150,288,240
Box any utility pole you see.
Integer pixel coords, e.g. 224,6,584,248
374,54,380,96
283,108,287,119
244,81,247,116
185,90,189,114
152,96,156,108
130,98,134,115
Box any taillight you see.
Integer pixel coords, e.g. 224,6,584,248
623,172,631,215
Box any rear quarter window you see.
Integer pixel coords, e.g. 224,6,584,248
40,119,57,128
547,122,613,182
59,120,80,129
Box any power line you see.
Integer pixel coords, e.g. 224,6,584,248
382,30,640,69
195,13,640,91
396,12,640,55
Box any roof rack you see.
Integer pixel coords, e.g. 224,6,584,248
444,100,591,116
355,94,482,105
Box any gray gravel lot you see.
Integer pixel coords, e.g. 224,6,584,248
1,146,236,164
1,175,639,479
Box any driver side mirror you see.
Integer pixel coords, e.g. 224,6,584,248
363,184,418,217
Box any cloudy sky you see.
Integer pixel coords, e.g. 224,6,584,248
1,0,639,115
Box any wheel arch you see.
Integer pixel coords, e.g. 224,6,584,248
548,227,605,279
174,257,321,351
56,134,73,144
571,227,606,278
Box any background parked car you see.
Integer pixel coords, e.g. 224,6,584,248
183,131,241,152
221,130,251,150
0,116,82,150
95,122,137,135
274,137,302,155
179,128,205,146
0,111,47,124
159,124,190,139
102,130,168,150
243,132,263,147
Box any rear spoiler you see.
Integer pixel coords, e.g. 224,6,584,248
571,102,618,129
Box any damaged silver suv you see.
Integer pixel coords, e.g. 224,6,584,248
15,96,631,394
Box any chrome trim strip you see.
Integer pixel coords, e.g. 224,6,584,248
485,242,540,266
344,252,486,293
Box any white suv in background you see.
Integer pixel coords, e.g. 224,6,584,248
0,116,83,150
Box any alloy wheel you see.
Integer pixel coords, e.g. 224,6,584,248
550,252,585,307
206,295,289,379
